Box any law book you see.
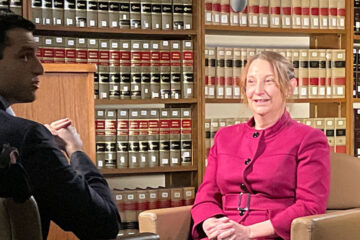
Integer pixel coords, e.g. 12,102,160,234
120,40,131,99
170,188,184,207
147,187,159,209
123,190,137,228
247,47,256,59
104,109,117,168
318,49,326,98
42,36,55,63
117,109,129,168
230,0,239,26
75,0,87,27
140,41,151,99
183,187,195,205
0,0,8,9
298,49,309,98
32,0,42,24
357,48,360,98
314,118,325,133
215,47,225,99
308,49,319,98
98,0,109,28
335,118,346,153
52,0,63,25
205,119,211,157
207,47,216,99
355,6,360,34
152,0,162,29
170,108,181,166
309,0,319,29
181,40,194,99
280,0,291,28
325,118,335,152
183,0,192,29
212,0,221,25
129,109,140,168
259,0,269,27
204,48,209,98
205,0,212,24
150,41,161,99
355,128,360,157
220,0,230,25
269,0,281,28
181,108,192,166
109,0,120,28
291,0,301,28
9,0,21,16
41,0,52,25
159,109,170,166
248,0,259,27
328,0,337,29
119,0,130,28
64,0,76,26
53,37,65,64
173,0,184,29
233,48,241,99
224,48,233,99
301,0,310,29
337,0,345,30
160,40,171,99
170,41,181,99
331,49,345,98
290,49,299,98
109,39,121,99
87,0,98,27
238,3,248,26
158,188,171,208
64,37,77,64
161,0,172,29
100,39,111,99
141,0,152,29
76,38,88,64
148,109,160,167
88,39,102,98
135,189,149,219
210,118,219,147
131,40,142,99
319,0,328,29
139,109,149,168
325,49,333,98
95,109,106,168
113,189,126,223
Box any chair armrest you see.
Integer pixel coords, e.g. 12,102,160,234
116,232,159,240
291,208,360,240
138,205,192,239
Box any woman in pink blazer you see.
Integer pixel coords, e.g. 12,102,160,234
191,51,330,240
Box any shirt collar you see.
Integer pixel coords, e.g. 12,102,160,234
0,96,15,116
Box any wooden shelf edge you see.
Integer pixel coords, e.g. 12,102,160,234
205,25,346,35
43,63,97,73
205,98,346,104
35,25,197,36
352,98,360,103
95,98,198,105
354,35,360,40
100,166,198,175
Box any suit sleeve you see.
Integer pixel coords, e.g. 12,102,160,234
20,124,120,240
191,129,225,239
269,129,330,240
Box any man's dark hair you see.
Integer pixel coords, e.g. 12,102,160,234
0,9,35,59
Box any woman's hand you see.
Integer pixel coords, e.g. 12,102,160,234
203,217,233,240
217,220,251,240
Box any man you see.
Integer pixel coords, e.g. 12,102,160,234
0,10,120,240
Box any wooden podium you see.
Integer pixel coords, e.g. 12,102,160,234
12,64,96,240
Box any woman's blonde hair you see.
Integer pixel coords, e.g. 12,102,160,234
240,51,295,100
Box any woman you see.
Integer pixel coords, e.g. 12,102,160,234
191,51,330,240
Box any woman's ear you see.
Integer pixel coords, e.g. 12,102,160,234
287,78,297,97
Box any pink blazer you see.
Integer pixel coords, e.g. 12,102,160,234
191,112,330,240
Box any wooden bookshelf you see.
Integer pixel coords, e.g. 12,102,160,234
95,98,198,105
100,166,198,176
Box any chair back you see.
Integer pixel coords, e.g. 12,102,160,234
0,196,42,240
327,152,360,210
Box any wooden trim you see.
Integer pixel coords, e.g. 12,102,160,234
43,64,97,73
100,166,198,176
354,35,360,41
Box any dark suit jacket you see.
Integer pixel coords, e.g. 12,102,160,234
0,103,120,240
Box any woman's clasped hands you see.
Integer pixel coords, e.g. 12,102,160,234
203,217,251,240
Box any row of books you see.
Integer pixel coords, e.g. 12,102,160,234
34,36,194,100
0,0,22,15
353,107,360,157
354,0,360,34
113,186,195,234
205,117,346,156
205,47,346,99
205,0,345,29
31,0,192,30
353,46,360,98
95,108,192,169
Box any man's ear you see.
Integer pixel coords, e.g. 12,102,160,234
287,78,297,96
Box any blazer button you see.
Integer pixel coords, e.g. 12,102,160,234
253,132,259,138
240,184,248,192
244,158,251,165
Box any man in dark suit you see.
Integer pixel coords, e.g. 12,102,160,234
0,10,120,240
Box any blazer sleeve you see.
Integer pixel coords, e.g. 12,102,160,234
269,129,330,240
191,129,225,239
19,123,120,240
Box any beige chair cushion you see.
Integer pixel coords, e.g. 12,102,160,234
327,152,360,209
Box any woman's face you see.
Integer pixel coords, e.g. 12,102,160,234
245,59,285,119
